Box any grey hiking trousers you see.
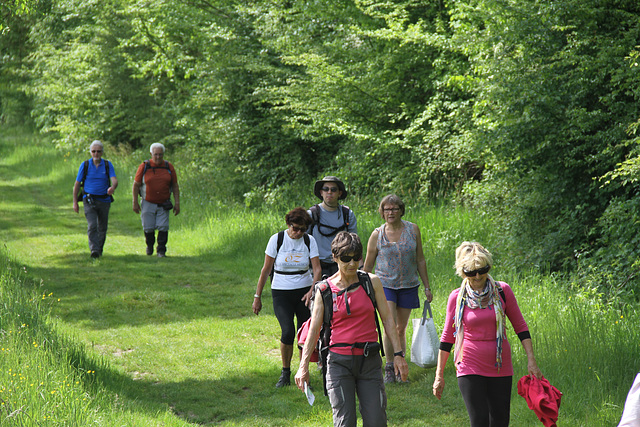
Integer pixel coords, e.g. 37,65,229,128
84,199,110,255
326,350,387,427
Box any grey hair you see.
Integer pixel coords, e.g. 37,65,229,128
150,143,166,153
89,140,103,150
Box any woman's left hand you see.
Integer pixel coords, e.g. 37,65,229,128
394,355,409,382
528,359,543,379
424,287,433,303
252,297,262,315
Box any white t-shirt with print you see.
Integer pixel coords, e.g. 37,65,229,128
266,231,319,291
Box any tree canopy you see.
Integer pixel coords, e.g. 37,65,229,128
2,0,639,299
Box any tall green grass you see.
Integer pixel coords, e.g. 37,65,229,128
1,126,638,425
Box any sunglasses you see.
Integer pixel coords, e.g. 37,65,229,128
339,254,362,263
322,186,339,193
91,150,103,153
463,265,491,277
289,225,306,232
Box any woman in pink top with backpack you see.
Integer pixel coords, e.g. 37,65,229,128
295,232,408,427
433,241,543,427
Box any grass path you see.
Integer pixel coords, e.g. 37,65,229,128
4,129,633,426
0,131,484,425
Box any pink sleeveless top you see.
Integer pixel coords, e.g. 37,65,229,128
327,277,379,356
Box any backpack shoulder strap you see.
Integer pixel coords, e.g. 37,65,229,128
303,233,310,251
104,160,111,185
80,159,90,184
318,281,333,323
309,204,319,234
357,271,377,308
341,205,350,229
276,230,285,254
357,271,384,357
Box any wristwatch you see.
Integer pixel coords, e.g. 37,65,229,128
394,350,405,358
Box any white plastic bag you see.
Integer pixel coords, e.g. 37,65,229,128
410,302,439,368
618,373,640,427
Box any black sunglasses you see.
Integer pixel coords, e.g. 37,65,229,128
339,254,362,263
322,186,339,193
463,265,491,277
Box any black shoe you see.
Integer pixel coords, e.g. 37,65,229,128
90,252,100,258
276,371,291,388
146,246,153,256
157,252,166,258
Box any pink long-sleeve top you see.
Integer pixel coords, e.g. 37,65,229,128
440,282,529,377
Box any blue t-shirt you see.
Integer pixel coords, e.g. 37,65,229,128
307,204,357,263
76,159,116,202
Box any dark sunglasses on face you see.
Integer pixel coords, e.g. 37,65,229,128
91,150,103,153
289,224,306,232
322,186,339,193
339,254,362,263
463,265,491,277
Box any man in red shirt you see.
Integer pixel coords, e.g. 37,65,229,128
132,143,180,257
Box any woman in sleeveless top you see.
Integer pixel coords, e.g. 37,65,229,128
363,194,432,383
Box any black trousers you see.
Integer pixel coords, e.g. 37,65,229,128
271,287,311,345
458,375,512,427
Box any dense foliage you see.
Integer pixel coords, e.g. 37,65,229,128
2,0,639,299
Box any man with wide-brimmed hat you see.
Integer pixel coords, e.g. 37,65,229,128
308,176,358,277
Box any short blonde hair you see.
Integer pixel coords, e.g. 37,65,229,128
454,241,493,278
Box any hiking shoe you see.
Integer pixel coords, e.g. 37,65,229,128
90,252,100,258
276,371,291,388
384,363,396,384
146,246,153,256
157,252,166,258
396,373,410,384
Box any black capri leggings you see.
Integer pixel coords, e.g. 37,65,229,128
271,287,311,345
458,375,513,427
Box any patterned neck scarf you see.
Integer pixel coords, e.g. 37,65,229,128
453,275,506,371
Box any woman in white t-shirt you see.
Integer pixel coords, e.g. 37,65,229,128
253,207,322,388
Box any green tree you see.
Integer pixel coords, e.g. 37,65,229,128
455,0,640,271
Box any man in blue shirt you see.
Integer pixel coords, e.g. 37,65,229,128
73,140,118,258
307,176,358,277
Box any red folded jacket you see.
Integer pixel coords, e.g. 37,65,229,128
517,375,563,427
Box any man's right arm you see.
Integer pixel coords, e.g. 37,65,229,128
132,181,142,213
73,181,81,213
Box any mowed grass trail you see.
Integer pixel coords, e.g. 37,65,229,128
3,129,634,426
0,130,477,425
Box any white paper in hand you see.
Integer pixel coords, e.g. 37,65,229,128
304,382,315,406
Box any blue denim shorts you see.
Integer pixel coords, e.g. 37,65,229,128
383,286,420,309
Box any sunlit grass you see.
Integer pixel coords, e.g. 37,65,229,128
0,127,637,425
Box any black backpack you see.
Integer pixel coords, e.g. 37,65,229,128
142,159,172,176
314,271,384,395
269,230,311,283
309,204,351,237
77,159,112,202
